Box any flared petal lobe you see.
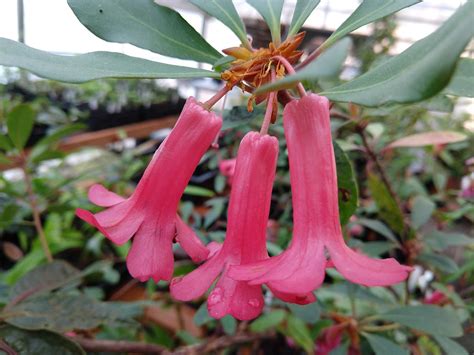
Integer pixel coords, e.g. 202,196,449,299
230,94,410,293
76,97,221,282
171,132,280,320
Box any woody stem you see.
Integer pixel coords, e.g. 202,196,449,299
272,56,307,97
203,85,232,110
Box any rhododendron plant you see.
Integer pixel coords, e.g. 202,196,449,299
76,97,222,282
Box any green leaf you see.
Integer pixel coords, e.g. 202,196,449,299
9,260,80,301
213,55,236,72
67,0,221,64
0,134,13,151
0,152,12,164
444,58,474,97
0,38,220,84
190,0,249,47
411,195,435,229
247,0,284,44
288,302,321,324
7,104,36,150
433,335,468,355
334,140,358,225
4,294,134,332
355,218,400,245
368,173,404,235
256,37,351,94
364,333,409,355
418,252,459,273
322,1,474,106
250,310,287,332
222,105,264,129
424,230,473,251
220,315,237,335
288,0,321,37
0,325,85,355
286,315,314,354
193,302,213,326
380,305,463,337
323,0,420,50
184,185,215,197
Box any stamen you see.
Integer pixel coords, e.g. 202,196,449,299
203,85,232,110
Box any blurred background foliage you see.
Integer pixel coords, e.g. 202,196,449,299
0,8,473,355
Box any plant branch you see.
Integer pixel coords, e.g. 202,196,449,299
70,337,167,354
167,332,275,355
21,158,53,262
0,339,17,355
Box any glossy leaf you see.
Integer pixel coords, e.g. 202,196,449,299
0,38,220,83
0,135,13,151
247,0,284,44
364,333,409,355
444,58,474,97
323,0,420,49
381,305,463,337
0,153,12,164
411,195,435,229
386,131,467,149
7,104,35,150
434,335,469,355
67,0,221,64
322,1,474,106
288,0,321,37
334,140,358,225
10,260,80,301
4,293,135,332
256,37,351,94
250,310,287,332
0,325,85,355
190,0,249,47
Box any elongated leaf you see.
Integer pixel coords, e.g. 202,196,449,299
381,305,463,337
0,39,220,83
250,310,287,332
67,0,221,64
444,58,474,97
288,0,321,37
411,195,435,229
10,260,80,300
387,131,467,149
247,0,284,44
334,140,358,225
323,0,420,49
256,37,351,94
434,335,469,355
418,252,459,273
0,325,85,355
322,1,474,106
7,104,36,150
424,230,473,251
364,333,409,355
190,0,249,47
355,218,399,245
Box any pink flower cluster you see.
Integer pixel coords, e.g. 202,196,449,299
77,94,410,320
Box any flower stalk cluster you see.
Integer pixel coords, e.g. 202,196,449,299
77,38,411,320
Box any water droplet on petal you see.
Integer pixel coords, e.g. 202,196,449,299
208,287,224,306
248,298,260,308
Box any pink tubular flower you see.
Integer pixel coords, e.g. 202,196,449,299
76,97,222,282
230,94,411,295
218,158,237,185
171,132,314,320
